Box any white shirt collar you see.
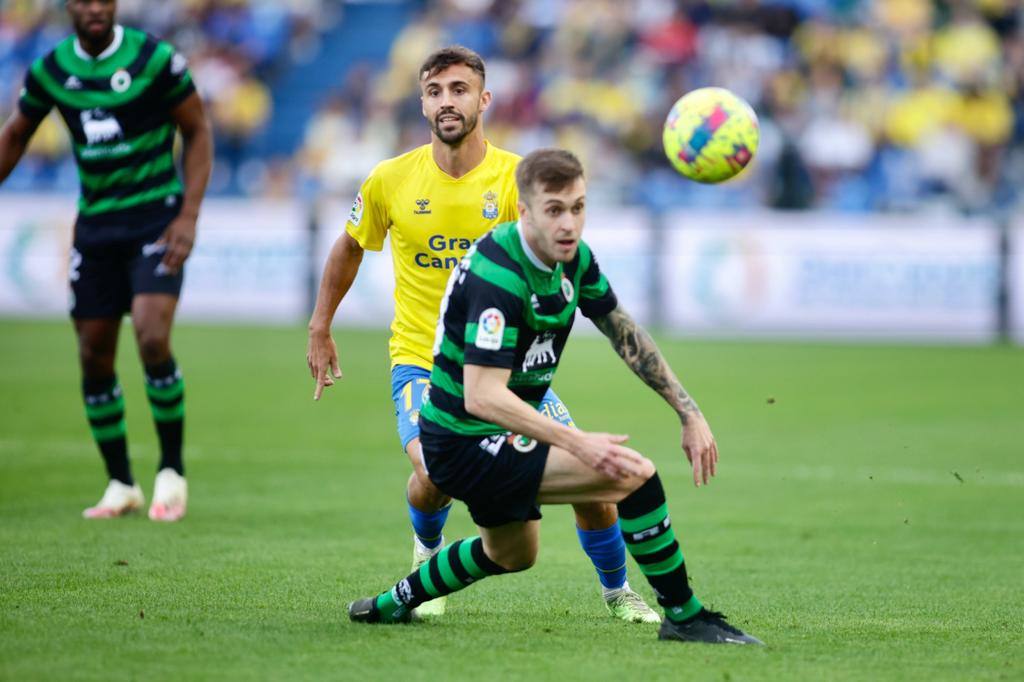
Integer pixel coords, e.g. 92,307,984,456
517,221,553,273
74,24,124,62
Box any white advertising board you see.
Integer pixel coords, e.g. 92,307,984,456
0,195,309,323
176,199,308,322
661,212,1000,341
0,195,77,317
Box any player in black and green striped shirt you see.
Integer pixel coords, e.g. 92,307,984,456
0,0,213,522
348,148,763,645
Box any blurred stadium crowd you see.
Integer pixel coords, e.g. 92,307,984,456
3,0,1023,215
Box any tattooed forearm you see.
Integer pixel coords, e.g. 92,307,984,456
593,306,701,423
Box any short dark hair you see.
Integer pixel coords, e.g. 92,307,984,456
419,45,486,85
516,148,585,199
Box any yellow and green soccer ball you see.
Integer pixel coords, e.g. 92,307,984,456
662,87,760,184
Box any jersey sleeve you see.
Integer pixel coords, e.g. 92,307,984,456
462,278,524,369
153,41,197,110
18,66,54,122
345,168,390,251
577,246,618,319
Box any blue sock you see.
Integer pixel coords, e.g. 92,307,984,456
577,522,628,590
407,499,450,549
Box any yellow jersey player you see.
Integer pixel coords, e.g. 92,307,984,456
306,46,658,623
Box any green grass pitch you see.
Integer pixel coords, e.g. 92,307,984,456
1,320,1022,681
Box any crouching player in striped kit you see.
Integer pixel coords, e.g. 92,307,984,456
348,148,763,644
0,0,213,520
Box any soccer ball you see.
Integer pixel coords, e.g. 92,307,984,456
662,87,759,184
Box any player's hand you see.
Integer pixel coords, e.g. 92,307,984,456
572,432,648,480
307,329,342,400
681,412,718,487
157,213,197,274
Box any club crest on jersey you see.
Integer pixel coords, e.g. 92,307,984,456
560,276,574,302
80,109,123,145
475,308,504,351
110,69,132,93
482,190,499,219
414,198,432,215
349,192,364,226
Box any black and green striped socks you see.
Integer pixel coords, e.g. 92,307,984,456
83,375,132,485
144,358,184,475
618,473,703,623
375,537,507,621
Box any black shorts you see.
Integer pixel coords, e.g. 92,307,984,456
70,210,183,319
419,422,550,528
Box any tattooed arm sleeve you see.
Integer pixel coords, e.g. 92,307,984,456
592,305,702,424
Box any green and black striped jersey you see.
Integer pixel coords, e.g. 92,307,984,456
18,25,196,223
420,221,617,437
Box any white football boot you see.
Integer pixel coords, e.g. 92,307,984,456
148,468,188,522
410,535,446,617
82,479,145,519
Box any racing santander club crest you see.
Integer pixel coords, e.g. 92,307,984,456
482,190,499,219
560,275,574,302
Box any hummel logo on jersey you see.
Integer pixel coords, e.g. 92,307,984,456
64,75,83,90
414,198,432,215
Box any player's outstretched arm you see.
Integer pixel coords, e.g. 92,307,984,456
307,232,365,400
160,92,213,274
592,305,719,487
463,364,646,480
0,110,42,186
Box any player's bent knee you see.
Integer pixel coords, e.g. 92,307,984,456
609,459,656,503
492,551,536,573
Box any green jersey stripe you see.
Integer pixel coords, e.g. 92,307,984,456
439,334,464,365
79,153,175,191
33,41,172,109
53,29,147,77
78,178,181,215
430,365,464,398
421,401,505,436
20,89,47,110
467,253,528,299
581,273,610,299
74,123,173,161
508,366,560,388
464,323,518,349
163,73,193,102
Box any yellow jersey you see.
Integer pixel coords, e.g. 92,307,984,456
346,142,521,370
